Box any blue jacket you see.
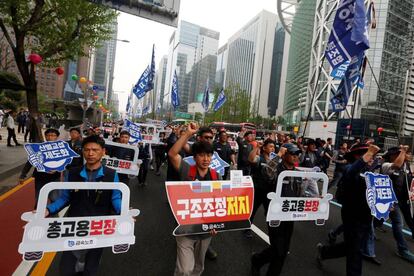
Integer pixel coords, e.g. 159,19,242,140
47,165,121,215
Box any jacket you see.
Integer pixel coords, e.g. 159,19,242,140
47,165,121,216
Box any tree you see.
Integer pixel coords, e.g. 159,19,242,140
0,0,117,140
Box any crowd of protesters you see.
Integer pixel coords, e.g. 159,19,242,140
14,119,414,276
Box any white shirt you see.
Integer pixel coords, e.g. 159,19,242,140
6,115,15,129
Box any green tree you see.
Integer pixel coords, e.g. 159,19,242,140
0,0,117,140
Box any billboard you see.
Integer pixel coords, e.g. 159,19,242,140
88,0,180,27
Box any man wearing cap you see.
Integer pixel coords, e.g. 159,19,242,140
381,145,414,262
251,143,303,276
316,143,380,276
236,129,254,175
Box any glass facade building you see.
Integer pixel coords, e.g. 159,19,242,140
361,0,414,136
283,0,317,125
224,10,282,118
165,21,219,112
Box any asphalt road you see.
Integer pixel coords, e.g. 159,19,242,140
46,167,414,276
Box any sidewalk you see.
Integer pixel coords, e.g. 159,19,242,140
0,128,29,194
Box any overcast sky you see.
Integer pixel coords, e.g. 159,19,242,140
113,0,278,112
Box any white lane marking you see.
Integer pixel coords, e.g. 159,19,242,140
251,224,270,245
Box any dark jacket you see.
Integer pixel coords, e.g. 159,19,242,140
47,166,121,217
20,161,61,190
342,159,372,223
236,136,252,169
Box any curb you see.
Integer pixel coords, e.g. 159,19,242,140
0,160,27,180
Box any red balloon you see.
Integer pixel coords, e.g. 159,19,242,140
346,125,352,130
28,53,42,64
377,127,384,133
55,67,64,75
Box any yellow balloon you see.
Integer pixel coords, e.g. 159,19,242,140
79,77,87,83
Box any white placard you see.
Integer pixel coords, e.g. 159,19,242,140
19,182,140,262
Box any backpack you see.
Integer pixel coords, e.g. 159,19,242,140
188,165,218,181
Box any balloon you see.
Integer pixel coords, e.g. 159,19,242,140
55,67,64,75
93,95,99,100
377,127,384,134
79,77,87,83
71,74,78,81
28,53,42,64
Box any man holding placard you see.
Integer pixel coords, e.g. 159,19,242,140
19,128,62,205
46,135,122,275
168,122,219,276
251,143,302,276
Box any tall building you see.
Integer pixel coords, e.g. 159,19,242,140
224,10,284,118
156,55,168,112
282,0,317,125
360,0,414,136
215,44,228,88
164,21,219,112
89,20,118,104
401,50,414,135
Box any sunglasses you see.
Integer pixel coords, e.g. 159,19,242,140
202,136,214,140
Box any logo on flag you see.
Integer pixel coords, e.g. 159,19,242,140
171,70,180,110
365,172,397,220
213,89,227,112
24,141,80,172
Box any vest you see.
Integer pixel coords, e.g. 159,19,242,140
66,166,117,217
188,165,218,181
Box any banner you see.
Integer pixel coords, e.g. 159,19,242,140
365,172,397,220
202,79,210,112
19,182,140,262
123,119,142,144
132,66,151,100
183,151,230,176
103,140,140,175
330,60,350,80
24,141,80,173
266,171,332,227
166,171,254,235
330,53,364,112
325,0,369,71
147,44,155,91
171,70,180,110
213,89,226,112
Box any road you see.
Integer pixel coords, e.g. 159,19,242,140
39,167,414,276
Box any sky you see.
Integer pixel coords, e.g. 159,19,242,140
113,0,279,112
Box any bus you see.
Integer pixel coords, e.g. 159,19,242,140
208,122,256,132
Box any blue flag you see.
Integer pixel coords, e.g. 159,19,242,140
365,172,397,220
171,70,180,110
202,79,210,112
213,89,227,112
142,105,150,116
330,53,364,112
132,66,151,99
325,0,369,71
124,119,142,144
24,141,80,172
148,44,155,91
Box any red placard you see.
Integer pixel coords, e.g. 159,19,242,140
166,177,254,235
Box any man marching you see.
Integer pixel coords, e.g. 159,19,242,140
46,135,122,275
168,122,219,276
